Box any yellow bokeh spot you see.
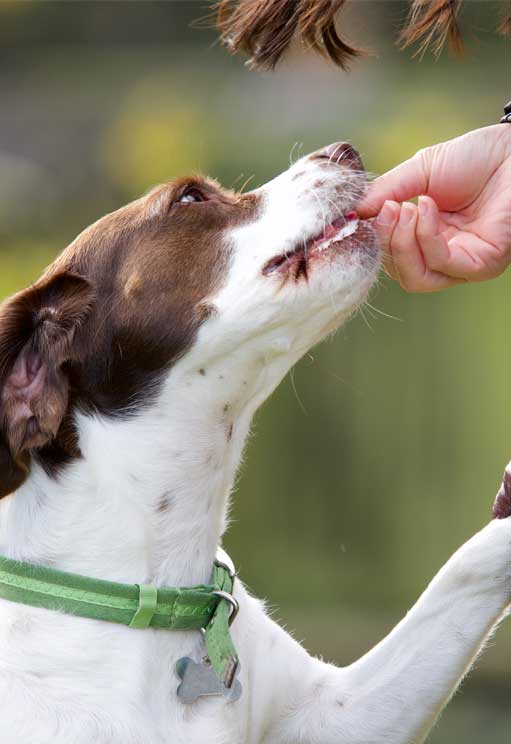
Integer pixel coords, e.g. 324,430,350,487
102,82,216,195
361,91,469,175
0,1,31,15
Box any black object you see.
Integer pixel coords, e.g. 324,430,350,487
501,100,511,123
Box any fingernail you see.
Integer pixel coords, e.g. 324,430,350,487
377,201,397,227
400,203,415,226
418,196,429,217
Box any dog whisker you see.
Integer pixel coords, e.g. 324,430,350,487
239,174,256,194
289,366,308,416
363,301,403,323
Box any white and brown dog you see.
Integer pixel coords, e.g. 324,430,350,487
0,143,509,743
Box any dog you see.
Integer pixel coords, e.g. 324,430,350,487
0,142,509,744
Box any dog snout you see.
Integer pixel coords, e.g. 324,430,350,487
312,142,364,172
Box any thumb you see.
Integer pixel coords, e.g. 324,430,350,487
357,151,430,219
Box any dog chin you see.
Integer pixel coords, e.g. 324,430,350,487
315,219,380,276
303,220,381,314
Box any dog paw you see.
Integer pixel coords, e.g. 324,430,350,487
492,463,511,519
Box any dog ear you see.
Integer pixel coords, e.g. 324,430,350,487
0,432,30,500
0,271,94,498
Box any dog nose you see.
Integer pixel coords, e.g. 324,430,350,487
313,142,364,171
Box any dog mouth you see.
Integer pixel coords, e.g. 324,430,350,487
262,212,362,280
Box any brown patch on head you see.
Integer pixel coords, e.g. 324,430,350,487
123,272,145,299
52,175,259,414
0,175,260,492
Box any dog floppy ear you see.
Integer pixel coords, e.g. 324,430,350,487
0,271,94,498
0,432,30,500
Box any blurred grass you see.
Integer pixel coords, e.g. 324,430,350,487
0,244,56,296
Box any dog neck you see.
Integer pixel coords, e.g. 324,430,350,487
0,351,266,589
0,266,302,594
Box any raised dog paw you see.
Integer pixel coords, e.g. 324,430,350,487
492,463,511,519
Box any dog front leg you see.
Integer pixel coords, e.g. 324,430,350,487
272,475,511,744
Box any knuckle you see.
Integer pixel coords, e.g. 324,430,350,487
415,221,431,240
425,255,445,272
413,148,432,190
414,146,432,165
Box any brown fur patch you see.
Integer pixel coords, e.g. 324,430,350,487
216,0,361,70
123,272,145,299
0,176,260,491
399,0,464,58
215,0,508,66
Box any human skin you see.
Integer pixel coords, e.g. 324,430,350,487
357,125,511,292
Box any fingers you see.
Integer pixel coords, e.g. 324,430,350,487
386,202,426,287
357,151,430,219
375,198,465,292
375,205,400,281
373,201,400,278
416,196,451,271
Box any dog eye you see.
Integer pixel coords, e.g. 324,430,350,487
178,188,206,204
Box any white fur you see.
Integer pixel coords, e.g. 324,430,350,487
0,150,509,743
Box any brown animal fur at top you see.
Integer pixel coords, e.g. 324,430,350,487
215,0,511,69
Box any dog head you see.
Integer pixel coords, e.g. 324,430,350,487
0,142,380,497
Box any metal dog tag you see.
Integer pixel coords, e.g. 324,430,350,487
176,657,242,705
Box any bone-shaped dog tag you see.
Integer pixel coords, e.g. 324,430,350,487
176,657,242,705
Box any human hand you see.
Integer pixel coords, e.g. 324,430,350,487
357,125,511,292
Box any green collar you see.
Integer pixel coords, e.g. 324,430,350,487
0,549,239,694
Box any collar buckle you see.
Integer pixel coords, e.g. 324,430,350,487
211,589,240,626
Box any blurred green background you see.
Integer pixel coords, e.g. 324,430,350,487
1,1,510,740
